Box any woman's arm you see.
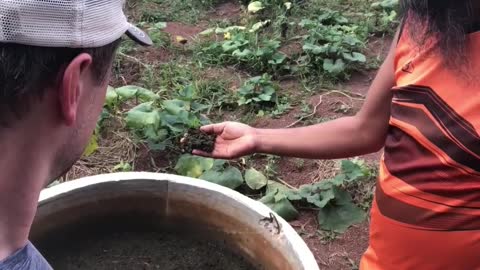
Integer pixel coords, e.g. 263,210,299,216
197,31,399,160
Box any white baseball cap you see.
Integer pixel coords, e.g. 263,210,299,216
0,0,153,48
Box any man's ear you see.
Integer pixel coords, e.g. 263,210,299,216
59,53,93,126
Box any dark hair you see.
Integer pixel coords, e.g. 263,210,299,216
400,0,479,64
0,39,121,128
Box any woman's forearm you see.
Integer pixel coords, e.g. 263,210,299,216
253,116,383,159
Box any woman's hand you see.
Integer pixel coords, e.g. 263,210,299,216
193,122,258,159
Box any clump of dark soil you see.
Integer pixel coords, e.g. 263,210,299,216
181,128,217,153
40,227,256,270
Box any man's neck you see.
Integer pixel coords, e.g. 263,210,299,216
0,138,51,260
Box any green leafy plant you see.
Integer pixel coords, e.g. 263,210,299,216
298,9,367,79
113,161,133,172
175,155,244,189
196,28,288,74
124,85,210,150
237,74,278,106
260,159,373,232
368,0,399,34
106,85,160,110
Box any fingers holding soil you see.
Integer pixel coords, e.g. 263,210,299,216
181,128,217,154
200,122,227,135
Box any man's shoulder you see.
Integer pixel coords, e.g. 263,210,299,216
0,242,52,270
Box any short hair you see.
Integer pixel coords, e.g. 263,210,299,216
0,39,121,128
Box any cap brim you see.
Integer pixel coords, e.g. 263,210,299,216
125,23,153,46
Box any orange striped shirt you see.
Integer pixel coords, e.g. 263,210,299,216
361,25,480,270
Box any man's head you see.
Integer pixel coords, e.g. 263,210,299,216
0,0,151,184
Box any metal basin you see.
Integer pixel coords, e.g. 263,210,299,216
30,173,319,270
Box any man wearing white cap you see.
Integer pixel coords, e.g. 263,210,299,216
0,1,152,269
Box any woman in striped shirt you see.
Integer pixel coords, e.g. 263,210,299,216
195,1,480,269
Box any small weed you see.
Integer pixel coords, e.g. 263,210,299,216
318,229,340,244
293,158,305,170
112,161,133,172
264,155,280,179
270,97,292,118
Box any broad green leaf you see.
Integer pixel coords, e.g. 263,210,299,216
258,94,272,101
299,19,315,28
144,127,168,142
163,99,187,115
268,53,287,65
154,22,167,29
126,102,160,129
307,189,335,208
179,85,195,100
137,89,160,101
343,35,362,46
248,1,264,13
372,0,398,9
245,168,268,190
83,134,98,157
105,86,118,108
148,141,167,151
299,184,314,197
317,199,366,233
200,166,244,189
232,49,254,57
175,154,214,178
115,86,138,99
266,181,291,194
116,85,159,102
212,159,227,170
222,41,242,52
323,59,346,74
126,103,160,129
303,43,326,54
317,187,366,232
191,102,210,113
341,160,366,182
286,190,302,201
352,52,366,62
263,86,276,95
343,52,366,63
260,192,299,221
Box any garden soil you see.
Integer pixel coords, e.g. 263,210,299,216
41,229,257,270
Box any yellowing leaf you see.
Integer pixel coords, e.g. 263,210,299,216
199,28,215,36
175,154,214,178
224,32,232,40
245,168,268,190
248,1,264,13
249,20,270,33
83,134,98,157
176,35,188,44
154,22,167,29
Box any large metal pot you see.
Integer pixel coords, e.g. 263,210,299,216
31,173,319,270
